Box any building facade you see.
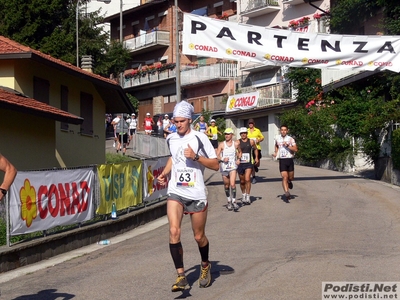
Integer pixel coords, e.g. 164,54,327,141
105,0,330,155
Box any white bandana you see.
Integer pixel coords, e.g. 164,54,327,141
173,101,193,119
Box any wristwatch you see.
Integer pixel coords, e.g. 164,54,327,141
0,188,7,195
193,154,200,161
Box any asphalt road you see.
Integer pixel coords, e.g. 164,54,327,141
1,159,400,300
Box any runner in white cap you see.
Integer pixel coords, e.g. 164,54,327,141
216,128,241,211
157,101,219,292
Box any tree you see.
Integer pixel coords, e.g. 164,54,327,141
278,0,400,170
0,0,131,78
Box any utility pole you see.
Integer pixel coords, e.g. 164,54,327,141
175,0,181,102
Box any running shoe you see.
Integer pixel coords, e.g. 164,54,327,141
252,177,257,184
232,202,239,211
285,191,291,201
171,275,189,292
246,194,251,204
227,202,233,211
199,262,211,288
288,180,293,189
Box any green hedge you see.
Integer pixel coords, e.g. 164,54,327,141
392,128,400,170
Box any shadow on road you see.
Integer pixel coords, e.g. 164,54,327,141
11,289,74,300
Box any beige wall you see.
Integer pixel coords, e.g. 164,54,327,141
1,60,106,168
0,108,57,170
0,60,15,88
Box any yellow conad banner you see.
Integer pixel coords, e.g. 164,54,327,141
97,161,142,215
182,14,400,72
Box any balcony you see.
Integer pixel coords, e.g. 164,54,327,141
123,31,170,54
241,0,280,18
123,68,176,89
181,63,238,86
282,0,305,5
236,82,294,109
257,82,293,107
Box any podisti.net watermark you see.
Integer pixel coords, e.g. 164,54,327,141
322,282,399,299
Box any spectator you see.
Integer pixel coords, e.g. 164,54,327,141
111,114,122,147
165,117,177,134
115,115,129,155
143,113,154,135
162,114,171,138
126,113,138,145
157,115,163,137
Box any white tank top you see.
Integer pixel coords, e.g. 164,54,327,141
220,141,237,172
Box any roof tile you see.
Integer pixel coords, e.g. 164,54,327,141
0,35,118,85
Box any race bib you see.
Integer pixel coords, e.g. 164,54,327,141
175,168,196,187
280,148,289,158
212,134,218,140
221,153,236,171
241,153,250,163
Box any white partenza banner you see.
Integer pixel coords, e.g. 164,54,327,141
9,168,95,235
182,14,400,72
226,91,259,112
143,156,169,203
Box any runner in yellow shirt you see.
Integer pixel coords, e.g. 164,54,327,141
207,119,222,150
247,118,264,184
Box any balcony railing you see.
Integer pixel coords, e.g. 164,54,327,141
236,82,294,108
123,31,170,53
123,68,176,88
181,63,237,86
241,0,280,18
257,82,293,107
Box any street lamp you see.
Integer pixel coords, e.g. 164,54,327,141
76,0,112,67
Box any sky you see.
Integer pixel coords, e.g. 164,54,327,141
86,0,140,17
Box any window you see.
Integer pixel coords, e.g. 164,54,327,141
60,86,69,130
230,0,237,12
80,92,93,136
33,77,49,104
131,21,139,37
214,1,223,17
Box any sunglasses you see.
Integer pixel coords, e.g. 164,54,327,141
248,122,254,124
224,133,232,135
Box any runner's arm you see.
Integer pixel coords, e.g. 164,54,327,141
157,157,172,185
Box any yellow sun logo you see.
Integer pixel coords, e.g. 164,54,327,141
20,179,37,228
264,54,271,60
302,58,308,64
189,43,195,50
368,61,374,66
147,166,154,195
336,60,342,65
229,98,236,109
226,48,233,55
